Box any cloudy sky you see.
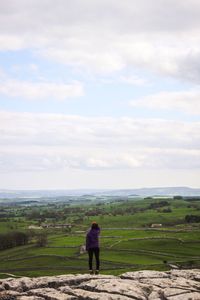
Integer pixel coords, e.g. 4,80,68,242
0,0,200,189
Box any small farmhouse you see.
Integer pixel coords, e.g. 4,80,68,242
151,223,162,228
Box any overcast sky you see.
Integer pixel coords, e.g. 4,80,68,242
0,0,200,189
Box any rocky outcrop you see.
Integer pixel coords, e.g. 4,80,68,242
0,269,200,299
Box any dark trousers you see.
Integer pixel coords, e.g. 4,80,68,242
88,247,100,270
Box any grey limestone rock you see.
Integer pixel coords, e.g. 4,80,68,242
120,270,170,280
0,270,199,299
79,278,150,299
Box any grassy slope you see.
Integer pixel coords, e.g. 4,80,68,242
0,197,200,277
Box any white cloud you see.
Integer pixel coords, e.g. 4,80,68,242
1,1,200,80
0,79,84,100
1,1,200,189
130,89,200,115
1,111,199,148
0,35,25,51
0,111,199,172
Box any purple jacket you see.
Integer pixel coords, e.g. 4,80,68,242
86,228,100,250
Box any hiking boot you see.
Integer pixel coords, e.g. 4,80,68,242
89,270,93,275
95,270,99,275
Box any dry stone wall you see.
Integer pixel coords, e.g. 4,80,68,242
0,269,200,299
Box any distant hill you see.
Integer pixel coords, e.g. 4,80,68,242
0,186,200,199
0,189,104,199
96,187,200,197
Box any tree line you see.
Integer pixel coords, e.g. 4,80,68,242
0,231,29,250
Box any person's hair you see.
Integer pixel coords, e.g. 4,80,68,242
91,222,99,229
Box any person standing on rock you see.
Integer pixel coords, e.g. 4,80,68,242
86,222,100,275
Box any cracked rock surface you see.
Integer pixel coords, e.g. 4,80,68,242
0,270,199,299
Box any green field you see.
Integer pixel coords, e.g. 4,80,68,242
0,196,200,277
